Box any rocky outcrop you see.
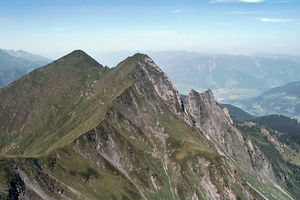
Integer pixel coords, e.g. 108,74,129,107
129,54,184,117
183,89,285,197
190,90,271,167
223,107,233,125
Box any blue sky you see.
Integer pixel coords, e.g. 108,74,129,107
0,0,299,59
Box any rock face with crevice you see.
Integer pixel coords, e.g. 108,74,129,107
0,51,297,200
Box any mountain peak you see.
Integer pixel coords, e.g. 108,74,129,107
122,53,151,66
68,49,88,56
189,89,198,95
114,52,183,117
131,53,149,60
203,89,214,98
61,49,91,60
53,50,104,69
116,52,163,74
188,89,214,102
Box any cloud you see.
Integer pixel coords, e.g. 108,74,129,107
172,9,184,14
257,17,294,23
212,0,265,3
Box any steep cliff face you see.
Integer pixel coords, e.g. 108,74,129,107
0,51,296,200
183,89,296,200
184,89,274,180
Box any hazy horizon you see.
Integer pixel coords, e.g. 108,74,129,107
2,48,300,65
1,0,300,59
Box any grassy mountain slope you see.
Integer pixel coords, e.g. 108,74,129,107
0,51,297,199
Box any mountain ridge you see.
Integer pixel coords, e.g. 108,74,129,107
1,49,51,63
0,50,298,199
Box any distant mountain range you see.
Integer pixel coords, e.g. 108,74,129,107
0,49,51,88
2,49,51,63
232,80,300,119
96,51,300,101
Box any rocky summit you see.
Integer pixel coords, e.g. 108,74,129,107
0,50,299,200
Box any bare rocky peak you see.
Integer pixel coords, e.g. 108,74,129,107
185,89,216,108
124,53,184,117
184,89,223,125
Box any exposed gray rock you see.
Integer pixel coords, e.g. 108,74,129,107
184,89,276,183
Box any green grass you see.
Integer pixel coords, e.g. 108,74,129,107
0,51,139,157
39,145,142,200
160,114,219,163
